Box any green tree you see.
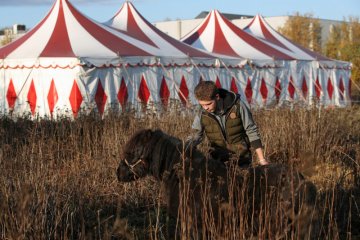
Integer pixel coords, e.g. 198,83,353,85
325,17,360,84
278,12,322,53
1,29,14,46
324,24,342,58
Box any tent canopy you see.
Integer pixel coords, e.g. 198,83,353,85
243,14,330,61
0,0,230,69
0,0,158,62
181,10,295,60
104,1,217,59
243,14,351,69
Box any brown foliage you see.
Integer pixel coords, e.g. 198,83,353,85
0,106,359,239
117,128,318,238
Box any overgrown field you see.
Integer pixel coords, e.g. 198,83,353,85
0,106,359,239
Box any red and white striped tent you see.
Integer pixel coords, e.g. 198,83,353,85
244,14,329,61
181,10,294,60
103,1,245,110
0,0,245,118
243,14,351,106
182,10,351,107
104,1,215,59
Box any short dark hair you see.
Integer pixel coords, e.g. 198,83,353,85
194,81,219,101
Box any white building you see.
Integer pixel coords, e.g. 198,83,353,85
0,24,27,46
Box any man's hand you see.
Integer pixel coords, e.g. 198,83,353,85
259,159,270,165
255,148,269,165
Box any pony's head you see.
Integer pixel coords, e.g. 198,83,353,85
116,129,153,182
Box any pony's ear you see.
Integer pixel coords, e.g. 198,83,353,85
144,129,154,139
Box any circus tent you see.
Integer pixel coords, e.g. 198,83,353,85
0,0,245,118
243,14,328,61
104,1,215,59
103,1,251,111
181,10,294,60
0,1,351,118
243,14,352,106
181,10,352,106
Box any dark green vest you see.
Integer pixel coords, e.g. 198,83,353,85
201,101,249,153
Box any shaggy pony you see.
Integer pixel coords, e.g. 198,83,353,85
117,129,318,238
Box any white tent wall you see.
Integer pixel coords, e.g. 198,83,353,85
316,66,351,106
0,58,351,119
194,61,296,107
194,60,352,108
334,67,352,105
0,58,83,118
80,64,223,113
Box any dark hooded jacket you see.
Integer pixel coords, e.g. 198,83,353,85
188,89,262,162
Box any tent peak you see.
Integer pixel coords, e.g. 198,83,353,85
104,1,216,58
195,11,254,20
181,9,294,60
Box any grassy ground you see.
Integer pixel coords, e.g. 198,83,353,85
0,106,359,239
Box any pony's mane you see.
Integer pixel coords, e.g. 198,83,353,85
147,130,185,179
123,129,185,179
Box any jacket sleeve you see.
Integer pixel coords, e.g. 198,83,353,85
185,114,204,147
238,100,263,149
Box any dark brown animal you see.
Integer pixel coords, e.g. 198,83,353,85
117,129,318,238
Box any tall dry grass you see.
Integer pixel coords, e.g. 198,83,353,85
0,106,359,239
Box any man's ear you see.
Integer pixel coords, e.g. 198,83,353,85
215,93,220,100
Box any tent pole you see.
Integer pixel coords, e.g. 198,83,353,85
77,60,93,108
315,61,328,105
290,60,307,102
118,54,138,110
118,56,136,90
17,59,37,96
188,57,206,82
219,58,246,89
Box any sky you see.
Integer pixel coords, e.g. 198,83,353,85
0,0,359,29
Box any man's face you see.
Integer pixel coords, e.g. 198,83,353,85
198,99,217,113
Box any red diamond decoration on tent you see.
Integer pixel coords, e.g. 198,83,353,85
215,76,222,88
275,77,281,102
27,80,37,115
69,80,83,117
288,76,295,99
179,75,189,105
315,77,322,99
230,77,238,93
47,79,58,115
138,75,150,104
339,77,344,101
160,76,170,107
327,77,334,99
302,76,308,99
6,79,17,109
95,80,107,115
245,77,252,104
260,78,268,101
117,77,128,109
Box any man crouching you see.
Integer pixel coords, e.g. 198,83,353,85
187,81,269,167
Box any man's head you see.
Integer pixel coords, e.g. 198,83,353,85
194,81,219,113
